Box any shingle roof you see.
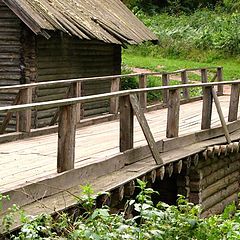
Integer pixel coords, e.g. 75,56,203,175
3,0,158,44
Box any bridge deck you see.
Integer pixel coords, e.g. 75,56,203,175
0,95,234,193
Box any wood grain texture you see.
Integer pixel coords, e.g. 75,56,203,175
57,104,77,173
166,89,180,138
138,74,147,109
228,83,240,122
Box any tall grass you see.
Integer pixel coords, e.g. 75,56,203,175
125,9,240,61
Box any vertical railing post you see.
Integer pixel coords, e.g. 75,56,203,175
228,83,240,122
217,67,224,96
57,104,77,173
166,89,180,138
19,87,32,133
162,73,169,104
110,77,120,115
201,68,213,129
181,70,189,99
139,74,147,110
71,82,82,123
119,95,133,152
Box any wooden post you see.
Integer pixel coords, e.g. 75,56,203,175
18,88,32,133
228,83,240,122
119,95,133,152
138,74,147,110
162,73,169,104
166,89,180,138
201,86,213,130
110,77,120,115
201,69,212,130
181,70,189,99
71,82,82,123
57,104,77,173
217,67,224,95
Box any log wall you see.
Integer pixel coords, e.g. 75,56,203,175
0,1,21,131
189,153,240,217
36,33,121,127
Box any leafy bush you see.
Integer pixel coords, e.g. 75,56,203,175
1,181,240,239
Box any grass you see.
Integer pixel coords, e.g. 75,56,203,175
123,52,240,81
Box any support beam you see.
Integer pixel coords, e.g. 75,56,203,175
119,95,133,152
166,89,180,138
228,83,240,122
71,82,82,123
57,104,77,173
130,94,163,165
212,88,231,144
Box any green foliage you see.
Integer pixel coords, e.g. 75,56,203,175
128,9,240,60
2,182,240,239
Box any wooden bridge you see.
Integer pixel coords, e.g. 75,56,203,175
1,66,240,231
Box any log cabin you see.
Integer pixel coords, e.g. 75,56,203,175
0,0,157,131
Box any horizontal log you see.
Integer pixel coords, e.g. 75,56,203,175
202,181,239,210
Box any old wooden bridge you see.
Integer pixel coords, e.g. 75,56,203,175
1,67,240,231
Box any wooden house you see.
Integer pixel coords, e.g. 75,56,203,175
0,0,157,130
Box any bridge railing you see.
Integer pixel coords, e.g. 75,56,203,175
0,79,239,172
0,66,223,134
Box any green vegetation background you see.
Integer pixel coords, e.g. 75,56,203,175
122,0,240,81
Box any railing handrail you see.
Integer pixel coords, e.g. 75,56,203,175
0,79,238,114
0,66,222,92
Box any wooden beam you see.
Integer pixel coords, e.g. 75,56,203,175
57,104,77,173
212,88,231,143
217,67,224,95
18,88,32,133
129,94,163,165
162,73,169,103
110,77,120,114
228,83,240,122
119,95,133,152
138,74,147,109
201,86,213,130
181,70,189,99
166,89,180,138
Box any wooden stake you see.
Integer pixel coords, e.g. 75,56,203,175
228,83,240,122
181,70,189,99
138,74,147,109
162,73,169,103
57,104,76,173
110,77,120,115
166,89,180,138
119,95,133,152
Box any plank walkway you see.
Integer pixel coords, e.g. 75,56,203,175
0,95,235,193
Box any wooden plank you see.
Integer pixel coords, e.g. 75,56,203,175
109,77,120,114
162,73,169,103
181,70,189,99
119,95,133,152
129,94,163,165
228,83,240,122
18,88,32,133
201,86,213,130
166,89,180,138
212,88,231,143
57,104,77,173
71,82,82,123
217,67,224,95
138,74,147,109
